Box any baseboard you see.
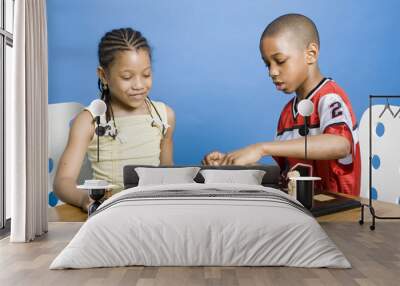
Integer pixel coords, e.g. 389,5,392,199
0,218,11,239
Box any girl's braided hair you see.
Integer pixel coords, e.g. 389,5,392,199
97,28,152,122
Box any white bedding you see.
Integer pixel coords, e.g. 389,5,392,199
50,183,351,269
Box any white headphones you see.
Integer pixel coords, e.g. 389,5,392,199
86,98,169,141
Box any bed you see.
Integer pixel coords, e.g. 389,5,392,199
50,165,350,269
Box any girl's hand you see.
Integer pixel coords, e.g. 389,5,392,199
202,151,226,166
220,143,265,165
80,195,92,213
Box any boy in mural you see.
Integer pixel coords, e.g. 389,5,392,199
203,14,361,196
54,28,176,211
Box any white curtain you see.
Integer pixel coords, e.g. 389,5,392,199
6,0,48,242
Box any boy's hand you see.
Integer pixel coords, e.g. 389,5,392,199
220,143,265,165
202,151,226,166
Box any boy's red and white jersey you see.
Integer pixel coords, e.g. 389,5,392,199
273,78,361,196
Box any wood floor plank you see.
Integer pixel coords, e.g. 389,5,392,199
204,267,221,279
116,267,143,286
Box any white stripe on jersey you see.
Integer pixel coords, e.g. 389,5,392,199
275,127,321,141
339,154,353,165
275,126,359,145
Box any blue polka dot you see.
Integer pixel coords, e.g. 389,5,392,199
48,192,59,207
371,187,378,200
69,118,74,128
372,155,380,169
48,158,54,173
376,122,385,137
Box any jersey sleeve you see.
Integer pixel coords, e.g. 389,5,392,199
324,124,355,173
318,93,356,173
318,93,355,135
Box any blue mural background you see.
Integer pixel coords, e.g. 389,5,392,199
47,0,400,164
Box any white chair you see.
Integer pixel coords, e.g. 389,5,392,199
48,102,93,207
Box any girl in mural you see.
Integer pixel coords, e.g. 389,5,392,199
54,28,176,211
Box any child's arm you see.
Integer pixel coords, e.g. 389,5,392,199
53,111,95,211
219,133,350,165
159,105,176,165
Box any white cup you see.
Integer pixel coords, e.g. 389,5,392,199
84,179,108,188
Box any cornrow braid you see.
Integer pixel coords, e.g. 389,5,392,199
97,27,152,124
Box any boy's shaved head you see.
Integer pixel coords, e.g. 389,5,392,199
261,14,320,49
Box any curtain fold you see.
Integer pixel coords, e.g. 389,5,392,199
7,0,48,242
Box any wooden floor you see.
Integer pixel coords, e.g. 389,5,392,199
1,216,400,285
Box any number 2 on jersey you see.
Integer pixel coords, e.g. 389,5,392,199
330,101,343,118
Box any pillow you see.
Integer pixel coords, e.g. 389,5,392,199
200,169,266,185
135,167,201,186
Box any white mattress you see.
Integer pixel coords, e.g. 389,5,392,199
50,183,350,269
